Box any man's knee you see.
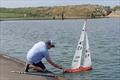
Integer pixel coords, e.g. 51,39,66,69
33,62,46,70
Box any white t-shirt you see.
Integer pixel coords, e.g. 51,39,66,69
27,41,49,64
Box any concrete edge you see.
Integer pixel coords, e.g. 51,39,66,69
0,54,25,66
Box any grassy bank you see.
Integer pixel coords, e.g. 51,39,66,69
0,4,119,20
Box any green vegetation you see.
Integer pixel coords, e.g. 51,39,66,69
112,6,120,11
0,4,114,20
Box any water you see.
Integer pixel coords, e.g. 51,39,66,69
0,18,120,80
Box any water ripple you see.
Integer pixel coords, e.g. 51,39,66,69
0,18,120,80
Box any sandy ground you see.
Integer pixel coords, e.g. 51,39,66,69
107,11,120,18
0,54,67,80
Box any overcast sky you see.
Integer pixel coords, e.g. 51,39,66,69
0,0,120,8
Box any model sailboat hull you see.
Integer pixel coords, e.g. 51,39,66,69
64,66,92,73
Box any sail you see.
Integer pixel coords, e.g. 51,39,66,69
83,32,92,67
71,21,86,69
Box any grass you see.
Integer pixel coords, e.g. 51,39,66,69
0,13,24,18
1,4,118,20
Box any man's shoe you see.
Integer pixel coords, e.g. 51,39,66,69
25,64,30,72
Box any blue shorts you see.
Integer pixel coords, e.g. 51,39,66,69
32,61,46,70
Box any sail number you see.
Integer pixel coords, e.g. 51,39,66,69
75,56,80,58
73,60,79,62
77,46,82,50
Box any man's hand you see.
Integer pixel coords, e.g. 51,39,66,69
63,69,66,72
58,65,62,69
47,58,63,70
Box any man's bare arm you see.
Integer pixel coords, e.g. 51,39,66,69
47,58,63,69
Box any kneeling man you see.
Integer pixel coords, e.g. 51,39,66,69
25,40,63,72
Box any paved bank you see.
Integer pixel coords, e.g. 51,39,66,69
0,54,48,80
0,54,67,80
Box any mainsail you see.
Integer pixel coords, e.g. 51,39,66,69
71,21,86,69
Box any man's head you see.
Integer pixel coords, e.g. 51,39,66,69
46,40,55,49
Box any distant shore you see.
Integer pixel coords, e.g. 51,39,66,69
107,11,120,18
1,4,119,21
1,10,120,21
0,16,116,21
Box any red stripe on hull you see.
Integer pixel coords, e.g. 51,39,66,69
64,66,92,73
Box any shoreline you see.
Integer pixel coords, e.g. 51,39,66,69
0,54,67,80
0,17,111,21
0,54,47,80
0,16,120,21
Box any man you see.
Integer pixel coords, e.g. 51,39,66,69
25,40,63,72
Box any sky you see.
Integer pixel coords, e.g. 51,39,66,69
0,0,120,8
